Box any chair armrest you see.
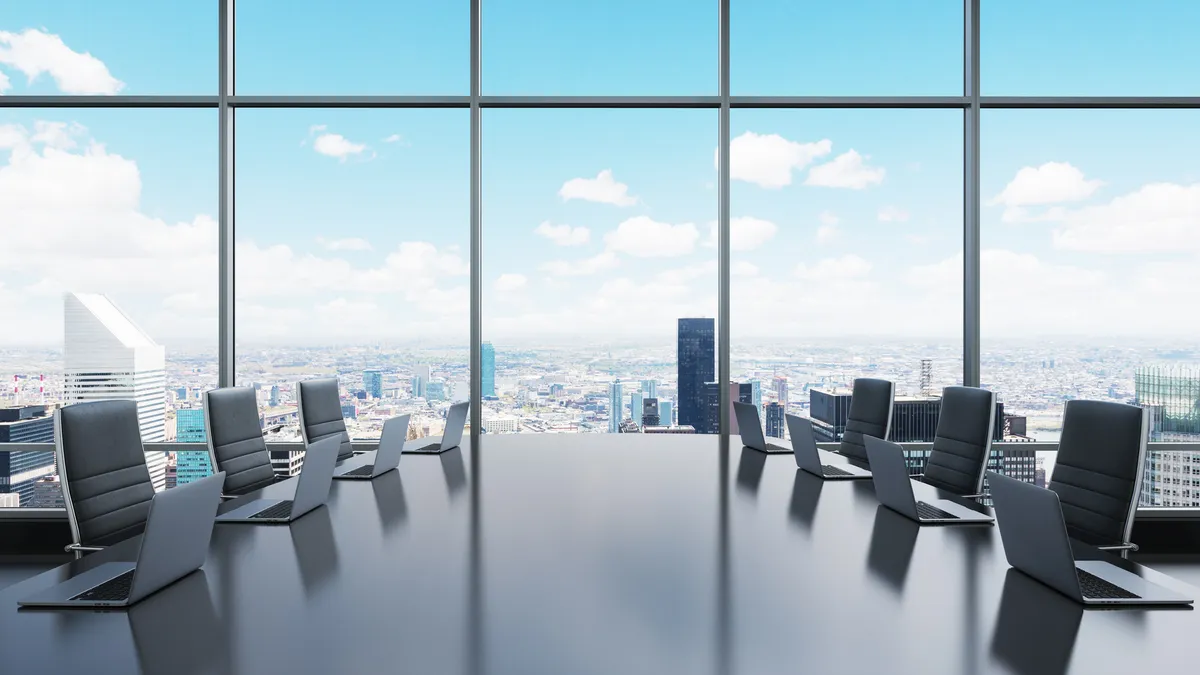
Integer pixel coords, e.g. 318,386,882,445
64,543,105,553
911,473,924,479
961,493,986,500
1096,542,1139,553
220,494,239,501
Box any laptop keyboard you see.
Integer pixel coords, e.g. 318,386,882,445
1078,568,1140,600
412,443,440,453
71,569,134,602
916,501,959,521
821,464,855,478
250,501,293,520
343,465,375,477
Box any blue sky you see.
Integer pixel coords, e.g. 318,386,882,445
2,1,1199,354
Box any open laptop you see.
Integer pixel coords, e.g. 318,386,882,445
405,401,469,455
988,471,1192,606
787,414,871,479
19,472,224,608
216,435,339,523
733,402,790,454
333,414,410,480
865,436,994,525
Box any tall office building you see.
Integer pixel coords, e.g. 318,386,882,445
764,402,785,439
641,379,657,399
30,475,65,509
659,400,674,426
411,375,426,399
363,369,383,399
630,392,644,430
426,380,447,402
173,408,210,486
773,375,788,409
64,293,168,491
0,405,56,506
642,398,660,427
747,379,762,409
269,384,280,407
1135,366,1200,507
608,380,623,433
481,342,496,397
677,318,715,434
175,408,206,443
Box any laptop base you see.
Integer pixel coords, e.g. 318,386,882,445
744,444,792,454
404,445,456,455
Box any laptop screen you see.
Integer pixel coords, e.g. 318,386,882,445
733,402,766,450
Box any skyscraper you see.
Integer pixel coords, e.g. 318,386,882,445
630,392,644,430
659,400,674,426
641,379,657,399
269,384,280,407
608,380,623,433
64,293,167,491
773,375,788,409
481,342,496,397
363,369,383,399
678,318,715,434
426,380,447,401
642,398,660,427
764,402,785,439
411,375,426,399
1135,366,1200,506
0,405,56,506
175,408,206,443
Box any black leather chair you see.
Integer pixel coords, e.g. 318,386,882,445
297,378,355,461
1048,400,1148,554
921,386,997,497
55,400,155,553
839,378,895,463
204,387,279,497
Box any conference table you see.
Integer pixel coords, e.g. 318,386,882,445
2,434,1198,675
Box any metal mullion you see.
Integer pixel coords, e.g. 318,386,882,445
963,0,981,388
229,95,471,108
478,95,720,108
218,0,235,388
982,96,1200,109
718,0,731,435
731,95,968,109
470,0,483,439
0,95,218,108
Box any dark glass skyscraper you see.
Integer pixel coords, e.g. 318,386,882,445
481,341,496,397
677,318,715,434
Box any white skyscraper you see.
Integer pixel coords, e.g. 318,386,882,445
608,380,623,433
64,293,168,491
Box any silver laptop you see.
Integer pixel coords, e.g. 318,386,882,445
987,471,1192,606
865,436,994,525
787,414,871,479
333,414,409,480
405,401,469,454
733,402,790,454
216,435,339,523
19,472,224,609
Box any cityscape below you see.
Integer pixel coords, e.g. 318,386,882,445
1,294,1199,509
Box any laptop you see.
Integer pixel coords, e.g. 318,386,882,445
865,436,994,525
216,435,339,523
405,401,469,454
987,471,1192,606
787,414,871,480
333,414,410,480
733,402,790,454
19,472,225,608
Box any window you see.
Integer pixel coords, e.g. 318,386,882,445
235,109,470,442
482,109,717,433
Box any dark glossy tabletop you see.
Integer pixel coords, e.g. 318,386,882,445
2,435,1197,675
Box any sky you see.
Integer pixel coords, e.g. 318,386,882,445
1,1,1199,354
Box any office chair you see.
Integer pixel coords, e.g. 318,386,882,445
1048,400,1149,555
297,377,355,462
204,387,280,498
55,400,155,554
921,386,997,498
839,378,895,463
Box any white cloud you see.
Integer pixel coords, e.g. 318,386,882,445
604,216,699,258
818,210,840,226
0,69,10,94
805,150,885,189
534,221,590,246
877,205,910,222
559,169,637,206
495,273,528,292
703,216,778,251
732,261,759,277
382,134,403,143
316,237,373,251
1050,182,1200,253
312,132,368,161
539,250,620,277
725,131,832,189
794,255,872,281
309,124,327,134
0,29,124,94
989,162,1103,214
815,225,839,244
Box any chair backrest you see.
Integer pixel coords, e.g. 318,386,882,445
922,386,997,495
297,377,353,461
1048,400,1148,547
839,378,895,462
55,400,155,547
204,387,277,496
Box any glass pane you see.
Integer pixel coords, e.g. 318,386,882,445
730,109,963,442
982,109,1200,505
983,0,1200,95
483,0,715,95
483,109,717,433
1,0,214,94
236,0,467,94
235,109,469,447
0,109,217,506
732,0,961,95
